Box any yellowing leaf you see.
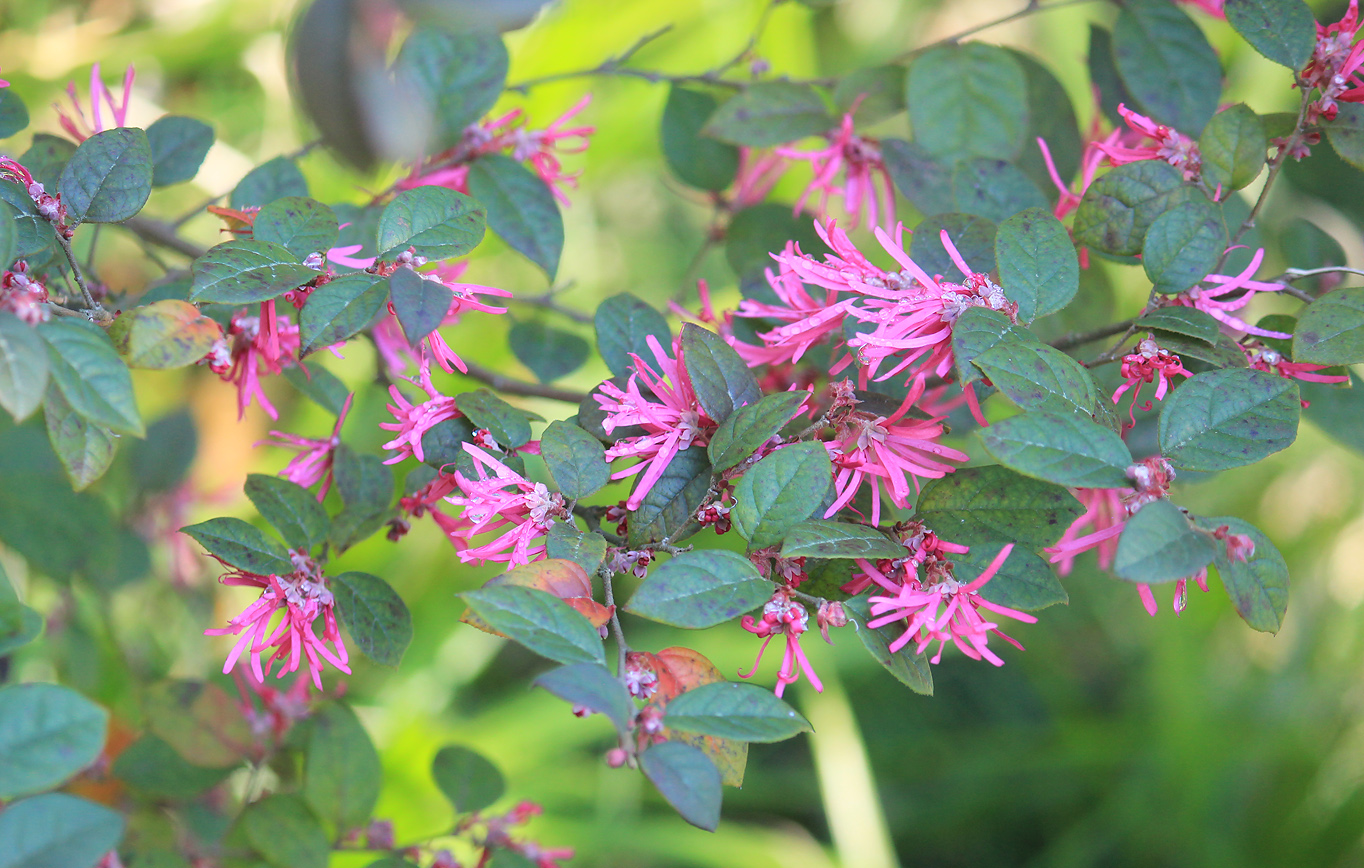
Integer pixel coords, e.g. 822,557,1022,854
108,300,221,369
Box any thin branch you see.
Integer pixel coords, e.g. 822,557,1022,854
512,290,593,324
1050,318,1136,351
506,25,678,94
53,232,103,317
459,360,588,403
601,570,630,681
1282,265,1364,280
897,0,1104,60
123,215,209,260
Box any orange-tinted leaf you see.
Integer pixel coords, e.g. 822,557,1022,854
563,598,614,631
208,204,259,233
460,558,601,635
107,300,222,369
646,646,748,787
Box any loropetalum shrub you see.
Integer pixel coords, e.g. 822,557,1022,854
3,0,1364,863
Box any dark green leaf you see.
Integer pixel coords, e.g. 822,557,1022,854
1137,307,1222,344
907,44,1028,161
708,391,805,472
780,519,905,559
468,153,563,277
419,416,475,470
1200,515,1288,633
508,320,590,383
1199,104,1267,192
664,681,811,742
389,267,452,345
594,293,672,378
995,207,1079,321
1143,200,1225,295
230,156,308,209
833,65,906,125
952,158,1047,223
1113,0,1221,135
377,186,486,259
681,322,762,423
973,340,1098,415
881,138,956,216
1303,371,1364,454
843,596,933,695
908,212,995,281
627,446,712,547
724,202,829,280
299,273,387,354
303,702,382,830
253,196,338,259
533,663,632,732
0,88,29,139
955,542,1068,611
333,443,394,528
1158,369,1300,471
915,465,1084,550
1156,331,1250,369
545,523,608,574
394,28,509,150
282,362,351,415
1072,160,1198,256
456,389,532,449
0,312,49,422
111,735,232,799
639,741,722,832
0,180,55,258
541,420,609,499
431,745,505,813
145,116,214,187
462,585,605,665
1113,499,1216,583
0,793,124,868
44,384,116,490
702,81,834,147
0,683,108,799
1089,25,1135,127
145,679,254,768
661,85,741,191
951,307,1031,386
1224,0,1316,69
190,240,318,305
1278,218,1345,294
58,127,152,223
180,517,293,574
732,442,831,549
39,319,142,436
19,134,75,193
1294,287,1364,365
242,793,329,868
1011,50,1083,203
981,411,1132,488
626,549,771,629
332,571,413,666
244,473,329,549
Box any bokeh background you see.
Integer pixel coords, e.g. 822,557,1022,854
3,0,1364,865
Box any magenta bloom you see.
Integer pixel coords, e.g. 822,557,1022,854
776,110,896,233
733,244,857,369
866,543,1033,666
205,553,350,690
1304,1,1364,123
56,63,135,142
379,365,463,465
371,263,511,377
1174,0,1223,15
1244,342,1351,390
739,592,823,698
1047,487,1127,577
1037,127,1115,221
1092,104,1201,181
260,392,353,500
730,147,790,209
442,444,568,567
596,334,716,510
505,94,595,205
1171,248,1290,338
204,306,301,420
1112,336,1191,428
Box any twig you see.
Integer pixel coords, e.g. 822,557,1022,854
53,232,103,316
896,0,1104,60
506,26,678,94
601,570,630,680
459,360,588,403
42,303,86,318
1281,265,1364,280
123,215,209,260
512,290,593,324
1050,318,1136,351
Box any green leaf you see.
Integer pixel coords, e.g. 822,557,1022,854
1278,218,1346,294
732,443,831,549
456,389,532,449
39,319,143,436
1113,499,1216,583
533,663,632,733
388,267,452,345
394,28,509,150
190,240,318,305
681,322,762,423
303,702,382,831
952,158,1047,223
245,473,329,549
332,443,394,540
376,186,486,260
972,340,1098,416
907,43,1028,161
431,745,505,814
1072,160,1198,256
58,127,152,223
1200,515,1288,633
780,519,905,559
462,585,605,665
145,116,214,187
253,196,338,259
1142,200,1226,295
332,571,413,667
843,596,933,695
144,680,252,768
419,416,475,470
1011,50,1083,204
661,85,741,191
299,273,387,354
0,180,55,258
44,385,116,490
626,549,771,629
1303,371,1364,454
242,793,329,868
627,446,712,547
231,156,308,209
0,683,108,799
639,741,722,832
951,307,1031,386
594,293,672,378
508,320,590,383
981,411,1132,488
0,87,29,139
914,465,1084,550
541,420,610,499
1199,104,1267,192
19,134,75,194
1156,331,1250,369
1224,0,1316,69
664,681,812,742
468,154,563,277
0,793,124,868
1158,369,1300,471
702,81,834,147
882,138,956,216
954,543,1068,611
282,362,351,415
708,391,806,472
1113,0,1221,135
0,594,42,658
1294,288,1364,365
0,312,49,422
908,212,996,281
833,65,908,125
994,207,1079,322
1137,307,1222,344
181,517,293,573
545,523,608,574
724,202,829,280
112,735,231,799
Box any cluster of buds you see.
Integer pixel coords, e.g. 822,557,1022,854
0,158,72,238
606,548,653,579
695,489,734,534
0,261,50,324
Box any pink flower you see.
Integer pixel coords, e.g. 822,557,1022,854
1244,342,1351,396
1175,0,1224,16
845,518,971,595
1169,248,1291,338
776,109,896,233
595,334,716,510
866,543,1034,666
0,261,51,324
56,63,135,143
1037,126,1115,221
230,666,315,745
0,158,70,235
1091,104,1201,180
371,262,511,377
205,552,350,690
730,147,789,209
739,591,823,698
1139,525,1255,616
1303,1,1364,123
442,443,568,567
505,94,595,206
732,241,858,369
1112,335,1191,428
1047,487,1127,576
204,305,301,420
379,364,463,465
260,392,353,499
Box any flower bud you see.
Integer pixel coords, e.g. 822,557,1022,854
605,747,628,767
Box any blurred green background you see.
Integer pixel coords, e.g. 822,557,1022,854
4,0,1364,865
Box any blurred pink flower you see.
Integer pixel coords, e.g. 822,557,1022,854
1092,104,1201,180
379,364,463,465
776,109,895,233
56,63,135,142
260,392,353,499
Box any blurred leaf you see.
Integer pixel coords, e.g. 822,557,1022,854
781,519,904,559
462,585,605,665
952,158,1047,223
664,682,811,742
304,702,382,830
1294,288,1364,365
1277,218,1345,293
708,391,805,472
231,156,308,209
626,550,770,629
1158,369,1299,471
0,793,124,868
128,411,197,494
0,592,42,657
1113,499,1216,583
0,88,28,138
1143,201,1226,295
43,385,115,490
242,793,329,868
431,745,505,814
58,127,152,223
908,44,1027,161
545,523,608,573
181,517,292,574
973,340,1098,416
1011,50,1083,201
283,362,351,415
1137,307,1222,344
468,153,563,277
639,741,722,832
1303,372,1364,453
377,186,486,259
955,542,1068,611
1112,0,1220,135
844,596,933,695
456,389,532,448
332,571,413,666
594,293,672,378
995,207,1078,322
19,135,75,193
661,85,741,191
245,473,329,550
833,65,906,124
145,116,214,187
144,680,252,769
732,442,831,549
0,200,14,269
541,420,610,499
534,663,632,732
394,28,509,151
681,322,761,423
1072,160,1197,256
881,138,955,216
982,411,1132,488
190,240,317,305
1201,515,1289,633
915,465,1084,550
39,319,142,436
908,212,995,281
389,267,452,346
254,197,339,259
112,735,232,799
702,81,834,147
951,307,1031,386
299,273,387,354
1224,0,1316,69
333,443,394,544
724,202,828,280
0,683,107,798
508,320,590,383
0,312,49,422
107,299,221,369
1199,104,1267,192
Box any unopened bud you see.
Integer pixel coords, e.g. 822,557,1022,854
605,747,628,768
817,600,847,644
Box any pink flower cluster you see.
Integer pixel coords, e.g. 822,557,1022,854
56,63,134,143
204,305,302,420
1303,1,1364,125
441,444,569,567
1112,335,1191,429
776,108,896,233
0,261,50,324
739,591,823,698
